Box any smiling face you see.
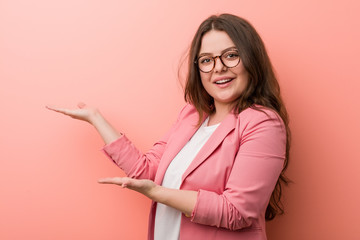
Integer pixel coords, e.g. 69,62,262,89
199,30,249,112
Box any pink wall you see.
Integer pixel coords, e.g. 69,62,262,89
1,0,359,239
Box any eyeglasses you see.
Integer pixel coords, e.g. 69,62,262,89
195,50,240,73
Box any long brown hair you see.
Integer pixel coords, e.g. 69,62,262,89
184,14,291,220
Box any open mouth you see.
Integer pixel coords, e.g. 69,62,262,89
215,78,233,84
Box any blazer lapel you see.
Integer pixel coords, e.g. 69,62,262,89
181,112,237,182
154,112,201,185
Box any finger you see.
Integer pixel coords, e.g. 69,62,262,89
77,102,86,109
98,177,126,186
120,177,134,188
46,105,70,115
98,177,117,184
46,105,57,111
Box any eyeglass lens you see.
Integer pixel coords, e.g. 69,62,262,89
197,50,240,73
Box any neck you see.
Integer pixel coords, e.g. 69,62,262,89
208,102,233,126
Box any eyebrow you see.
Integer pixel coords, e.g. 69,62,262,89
198,46,237,57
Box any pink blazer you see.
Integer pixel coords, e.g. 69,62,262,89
103,104,286,240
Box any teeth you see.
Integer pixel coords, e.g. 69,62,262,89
215,79,232,84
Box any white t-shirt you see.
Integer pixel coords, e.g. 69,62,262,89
154,117,220,240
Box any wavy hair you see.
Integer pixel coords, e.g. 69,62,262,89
184,13,291,220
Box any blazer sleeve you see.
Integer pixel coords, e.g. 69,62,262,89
101,105,189,180
190,109,287,230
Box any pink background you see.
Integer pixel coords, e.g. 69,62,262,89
1,0,359,239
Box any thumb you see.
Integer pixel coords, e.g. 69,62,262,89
77,102,86,109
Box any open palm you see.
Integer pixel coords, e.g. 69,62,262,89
46,102,98,123
98,177,158,199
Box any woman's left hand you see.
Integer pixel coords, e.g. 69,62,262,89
99,177,197,217
98,177,159,199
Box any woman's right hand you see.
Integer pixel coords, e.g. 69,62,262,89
47,102,122,144
46,102,98,124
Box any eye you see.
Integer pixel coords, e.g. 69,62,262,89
223,51,239,59
199,56,213,65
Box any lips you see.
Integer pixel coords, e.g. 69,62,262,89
215,78,233,84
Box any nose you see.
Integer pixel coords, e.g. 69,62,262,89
213,56,226,72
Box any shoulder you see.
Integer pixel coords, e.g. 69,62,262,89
176,103,199,120
236,105,287,155
171,104,200,128
237,105,285,132
239,105,282,122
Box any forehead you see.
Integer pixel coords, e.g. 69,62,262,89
199,30,235,54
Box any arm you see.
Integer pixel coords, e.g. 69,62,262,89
48,103,193,181
191,110,287,230
101,104,193,180
90,110,122,145
47,102,166,180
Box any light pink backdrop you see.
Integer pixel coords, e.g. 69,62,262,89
1,0,359,239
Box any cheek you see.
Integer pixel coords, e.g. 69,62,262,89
233,65,249,86
199,72,210,83
238,77,249,94
200,73,212,91
240,79,249,94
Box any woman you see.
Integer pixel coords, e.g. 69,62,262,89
47,14,290,240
